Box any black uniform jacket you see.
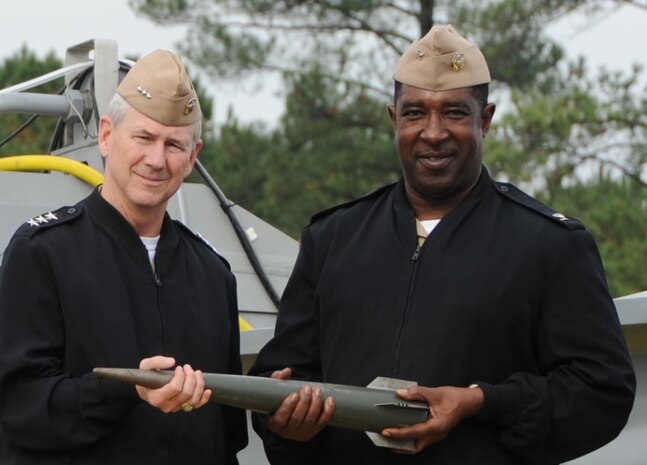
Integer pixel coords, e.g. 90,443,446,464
0,189,247,464
250,168,635,465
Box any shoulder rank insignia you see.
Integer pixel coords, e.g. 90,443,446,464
551,212,569,221
494,181,583,231
310,181,397,225
25,211,59,227
19,206,81,235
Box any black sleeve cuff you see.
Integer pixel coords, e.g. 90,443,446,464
472,381,523,427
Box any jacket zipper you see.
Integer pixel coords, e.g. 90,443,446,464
153,264,166,355
391,244,422,375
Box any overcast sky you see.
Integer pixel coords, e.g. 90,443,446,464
2,1,645,127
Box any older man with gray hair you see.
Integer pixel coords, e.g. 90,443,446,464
0,49,247,464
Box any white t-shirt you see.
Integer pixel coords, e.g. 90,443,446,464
140,235,160,269
418,219,441,235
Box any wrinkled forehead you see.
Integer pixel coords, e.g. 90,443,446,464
119,105,198,144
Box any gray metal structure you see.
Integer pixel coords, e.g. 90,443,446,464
0,39,645,464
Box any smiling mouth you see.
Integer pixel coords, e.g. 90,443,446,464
136,172,167,183
417,153,453,169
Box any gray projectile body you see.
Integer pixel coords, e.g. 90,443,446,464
94,367,429,450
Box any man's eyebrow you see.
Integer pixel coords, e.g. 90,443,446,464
132,126,154,136
166,134,192,148
399,98,471,110
442,99,471,108
130,129,190,148
399,99,425,109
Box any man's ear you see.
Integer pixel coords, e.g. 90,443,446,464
185,139,202,177
98,115,113,159
386,104,397,130
481,102,496,137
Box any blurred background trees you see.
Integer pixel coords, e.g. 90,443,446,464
0,47,64,156
1,0,645,296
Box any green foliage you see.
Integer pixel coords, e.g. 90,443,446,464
130,0,415,97
543,176,647,297
129,0,600,93
203,65,399,236
487,58,646,196
472,1,565,88
0,46,63,156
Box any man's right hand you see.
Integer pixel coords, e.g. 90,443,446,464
265,367,335,441
135,356,211,414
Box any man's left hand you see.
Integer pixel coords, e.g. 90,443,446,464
381,385,484,454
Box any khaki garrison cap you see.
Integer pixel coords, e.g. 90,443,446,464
393,24,491,91
116,49,202,126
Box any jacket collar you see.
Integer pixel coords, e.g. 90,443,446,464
394,165,492,219
86,188,178,249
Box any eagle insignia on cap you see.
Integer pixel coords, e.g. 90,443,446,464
450,52,465,71
415,50,425,59
137,85,152,99
184,97,197,115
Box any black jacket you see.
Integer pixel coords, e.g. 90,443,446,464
250,168,635,465
0,189,247,464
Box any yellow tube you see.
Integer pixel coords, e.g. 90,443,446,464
0,155,254,331
238,318,254,331
0,155,104,187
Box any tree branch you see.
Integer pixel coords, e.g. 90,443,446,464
260,63,392,99
318,0,409,54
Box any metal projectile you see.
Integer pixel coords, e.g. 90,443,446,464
94,367,429,451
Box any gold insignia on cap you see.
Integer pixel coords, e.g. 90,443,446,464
451,53,465,72
184,97,196,115
416,50,425,59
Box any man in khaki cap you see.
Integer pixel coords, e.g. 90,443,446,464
0,49,248,464
249,24,635,464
